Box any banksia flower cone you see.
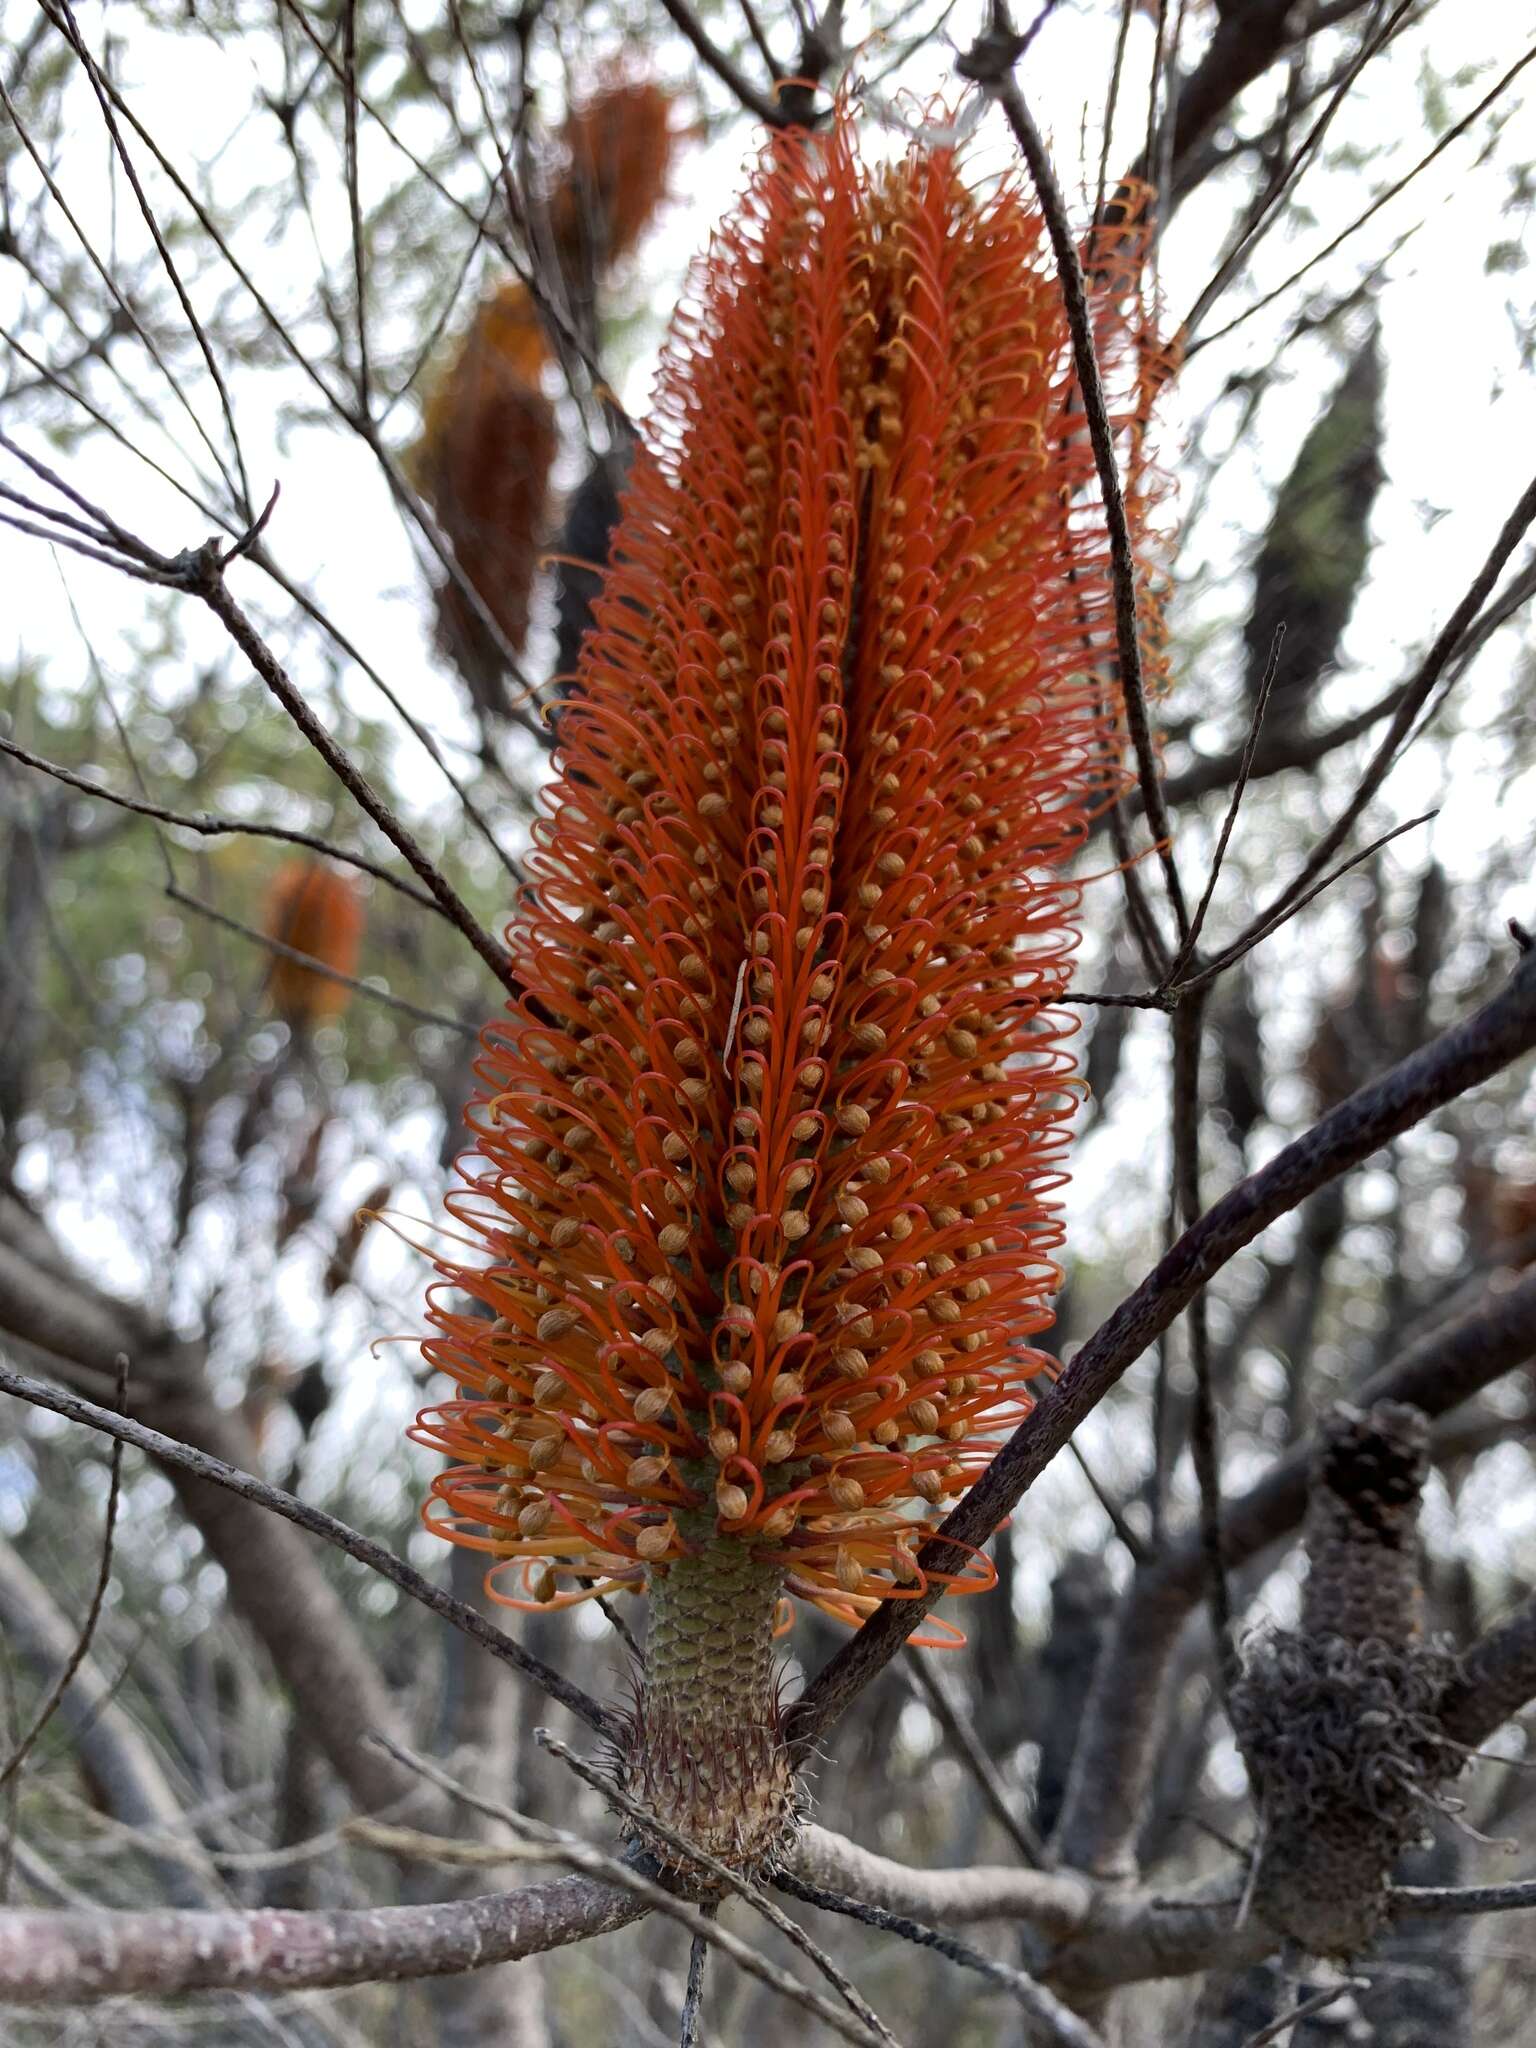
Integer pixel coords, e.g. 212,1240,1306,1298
407,282,557,716
551,77,677,273
414,113,1161,1866
263,861,365,1026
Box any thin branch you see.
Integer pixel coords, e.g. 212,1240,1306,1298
0,72,241,512
1241,1978,1367,2047
679,1917,711,2048
773,1867,1107,2048
1180,0,1407,340
44,6,555,740
1157,676,1404,812
1224,469,1536,948
654,0,788,126
1189,39,1536,358
165,885,478,1040
1171,992,1239,1707
0,1358,126,1793
1174,807,1438,999
340,0,369,420
0,735,439,915
1068,1437,1151,1562
593,1594,642,1662
1389,1878,1536,1918
961,24,1190,944
1167,626,1283,983
179,548,518,996
1091,0,1135,228
367,1737,890,2048
736,0,785,81
49,0,254,514
3,311,525,883
535,1730,904,2048
0,428,167,566
0,1360,617,1741
903,1654,1045,1867
791,939,1536,1745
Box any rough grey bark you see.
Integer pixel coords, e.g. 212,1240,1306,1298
0,1876,646,2002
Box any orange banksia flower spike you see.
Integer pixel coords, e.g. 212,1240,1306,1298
263,861,366,1027
407,282,558,719
550,76,678,276
413,109,1163,1865
408,82,675,725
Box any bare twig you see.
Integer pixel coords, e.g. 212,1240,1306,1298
961,21,1190,944
49,0,254,514
371,1737,891,2048
1389,1878,1536,1917
594,1595,642,1662
183,556,519,996
1180,0,1407,339
1176,807,1438,998
0,1358,127,1794
773,1867,1107,2048
679,1917,712,2048
1225,469,1536,947
1167,626,1283,983
1069,1438,1152,1563
0,73,241,510
1190,39,1536,357
340,0,369,420
0,735,439,914
654,0,789,126
904,1654,1045,1867
1091,0,1136,229
1241,1978,1367,2047
164,885,478,1040
1171,993,1239,1708
791,939,1536,1744
0,1360,617,1741
536,1730,903,2048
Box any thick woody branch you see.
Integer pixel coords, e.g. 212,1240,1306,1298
1441,1591,1536,1750
785,1828,1266,1995
789,1826,1088,1942
0,1876,644,2005
793,946,1536,1748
